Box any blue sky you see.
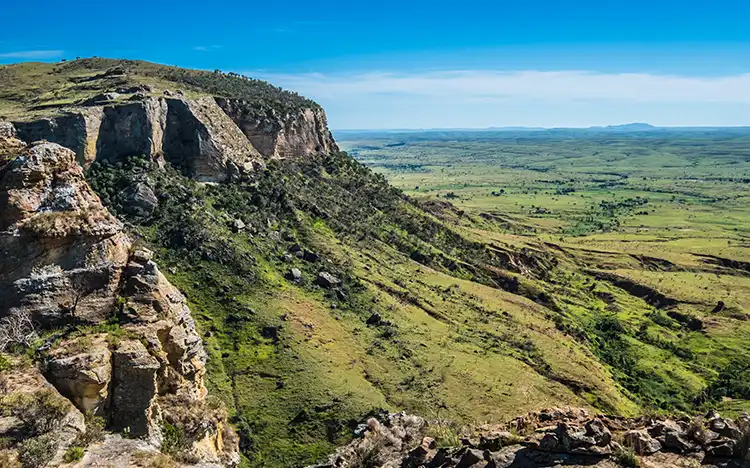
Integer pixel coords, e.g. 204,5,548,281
2,0,750,128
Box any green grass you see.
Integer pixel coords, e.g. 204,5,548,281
339,129,750,415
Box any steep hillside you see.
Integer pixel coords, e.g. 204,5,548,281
1,59,749,468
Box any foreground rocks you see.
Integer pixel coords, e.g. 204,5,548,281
0,141,239,466
310,408,750,468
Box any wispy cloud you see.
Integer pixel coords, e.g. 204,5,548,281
0,49,64,59
193,45,222,52
250,69,750,103
243,69,750,128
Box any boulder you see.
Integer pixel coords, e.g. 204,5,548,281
658,432,697,454
232,218,246,232
455,448,484,468
478,431,516,451
623,429,662,455
287,268,302,282
0,121,15,138
81,92,120,105
709,417,744,441
303,250,319,262
44,334,112,415
316,271,341,288
123,181,159,216
584,418,612,446
705,437,737,457
366,313,382,326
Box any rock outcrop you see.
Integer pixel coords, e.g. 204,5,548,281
0,357,87,467
11,94,336,183
214,98,338,159
0,141,130,326
163,97,262,182
310,408,750,468
95,97,167,166
45,334,112,415
0,141,239,466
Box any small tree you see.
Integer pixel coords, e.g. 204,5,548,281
0,311,38,353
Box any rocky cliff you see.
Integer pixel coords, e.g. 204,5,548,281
12,92,336,181
216,98,338,159
0,139,239,467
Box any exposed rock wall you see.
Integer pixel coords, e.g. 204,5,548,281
163,97,262,182
0,141,239,466
12,96,275,181
14,113,89,164
216,98,339,159
95,97,167,165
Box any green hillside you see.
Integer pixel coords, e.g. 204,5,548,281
4,59,749,467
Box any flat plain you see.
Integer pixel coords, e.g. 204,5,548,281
339,128,750,416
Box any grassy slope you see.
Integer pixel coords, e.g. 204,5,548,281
85,148,639,467
84,127,750,467
0,58,315,120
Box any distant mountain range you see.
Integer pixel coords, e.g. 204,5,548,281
335,123,750,136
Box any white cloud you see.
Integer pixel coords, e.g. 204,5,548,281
252,70,750,103
0,49,64,59
193,45,222,52
245,69,750,128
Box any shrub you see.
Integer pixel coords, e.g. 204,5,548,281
17,434,57,468
426,421,461,448
73,412,106,447
159,419,199,464
1,389,69,436
349,434,387,468
0,353,10,371
63,446,84,463
614,446,640,467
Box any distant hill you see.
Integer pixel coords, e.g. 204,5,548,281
592,122,659,132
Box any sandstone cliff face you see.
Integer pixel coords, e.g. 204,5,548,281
11,94,335,183
95,97,167,166
216,98,339,159
0,141,239,466
163,97,262,182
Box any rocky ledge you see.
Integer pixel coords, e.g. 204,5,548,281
0,139,239,466
311,408,750,468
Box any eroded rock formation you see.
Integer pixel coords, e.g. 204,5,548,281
0,141,239,466
0,141,130,326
